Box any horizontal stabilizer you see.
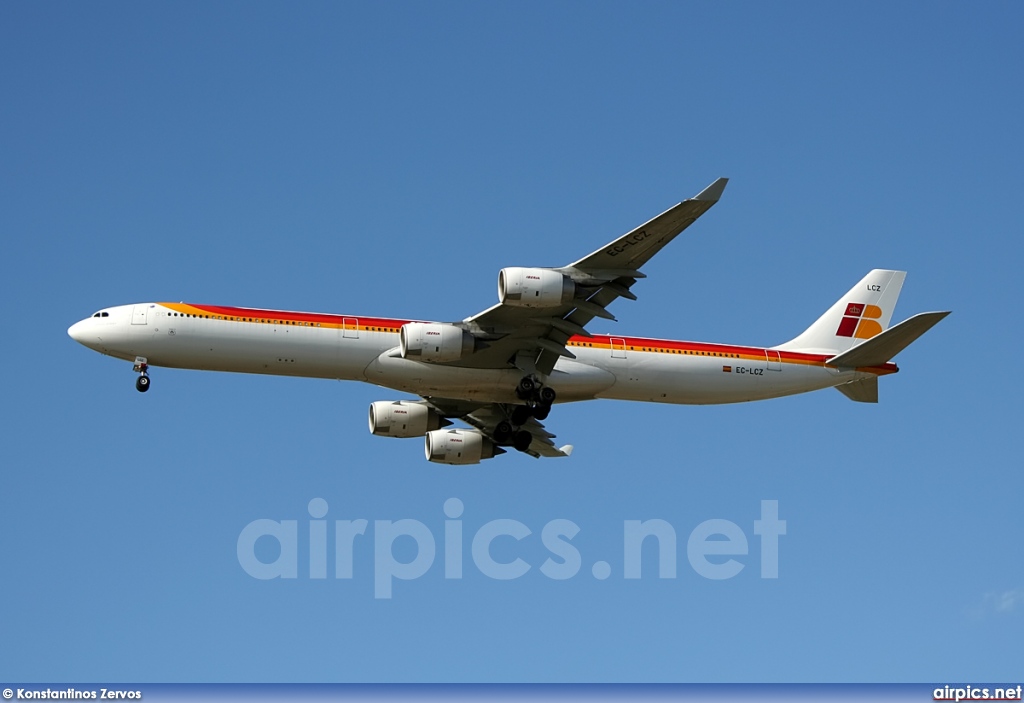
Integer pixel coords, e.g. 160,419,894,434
835,377,878,403
827,311,950,368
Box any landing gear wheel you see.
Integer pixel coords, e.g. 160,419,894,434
494,420,514,444
532,405,550,421
136,375,150,393
538,386,556,405
515,376,536,400
513,430,533,452
510,406,532,426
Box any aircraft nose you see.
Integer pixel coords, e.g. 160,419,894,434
68,319,103,351
68,320,87,343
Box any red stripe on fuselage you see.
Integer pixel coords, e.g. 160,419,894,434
183,303,408,330
172,304,898,375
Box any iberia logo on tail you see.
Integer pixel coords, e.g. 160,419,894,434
836,303,883,339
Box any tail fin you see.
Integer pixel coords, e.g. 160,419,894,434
774,269,906,355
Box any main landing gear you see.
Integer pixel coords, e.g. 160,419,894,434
493,375,557,452
133,356,150,393
515,374,556,415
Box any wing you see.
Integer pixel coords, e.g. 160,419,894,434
460,177,728,375
424,397,573,459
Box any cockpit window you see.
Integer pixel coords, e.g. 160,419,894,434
92,311,110,318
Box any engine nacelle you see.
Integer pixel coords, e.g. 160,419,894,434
399,322,475,363
424,429,501,465
369,400,448,438
498,267,576,308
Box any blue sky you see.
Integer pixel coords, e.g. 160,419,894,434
2,1,1022,683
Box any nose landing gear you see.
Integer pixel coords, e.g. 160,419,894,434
133,356,150,393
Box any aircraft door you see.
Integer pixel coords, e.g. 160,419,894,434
343,317,359,339
766,349,781,371
610,338,626,359
131,304,149,325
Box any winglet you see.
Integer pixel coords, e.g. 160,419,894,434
558,444,574,457
694,177,728,202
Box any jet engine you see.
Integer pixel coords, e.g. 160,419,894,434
369,400,450,438
498,267,576,308
424,429,503,465
399,322,475,363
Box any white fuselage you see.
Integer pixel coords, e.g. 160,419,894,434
68,302,888,406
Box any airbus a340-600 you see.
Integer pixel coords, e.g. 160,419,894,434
68,179,949,464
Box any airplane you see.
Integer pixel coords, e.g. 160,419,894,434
68,178,949,464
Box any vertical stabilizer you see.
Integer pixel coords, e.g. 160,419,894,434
774,270,906,355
